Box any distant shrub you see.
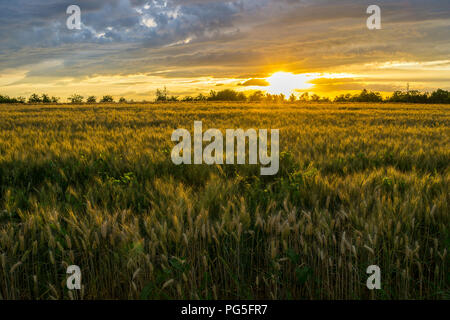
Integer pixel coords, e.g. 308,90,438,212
1,95,18,104
28,93,42,103
68,94,84,104
3,87,450,105
156,87,169,102
51,96,60,103
0,95,25,104
264,93,285,103
289,93,297,102
249,91,264,102
299,92,309,101
182,96,194,102
100,95,114,103
155,87,180,102
334,93,353,102
334,89,382,103
195,94,207,101
41,94,51,103
332,88,449,104
428,89,450,104
209,89,247,101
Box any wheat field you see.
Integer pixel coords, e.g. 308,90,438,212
0,102,448,299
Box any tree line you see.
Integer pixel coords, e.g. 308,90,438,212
0,94,121,104
1,88,450,104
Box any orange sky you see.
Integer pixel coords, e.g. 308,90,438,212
0,1,449,100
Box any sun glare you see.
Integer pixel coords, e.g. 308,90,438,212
265,72,316,96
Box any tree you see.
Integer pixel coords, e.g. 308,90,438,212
0,95,25,104
41,94,51,103
429,89,450,104
51,96,60,103
289,93,297,102
209,90,217,101
68,94,83,104
28,93,42,103
355,89,382,102
237,92,247,101
100,95,114,103
17,96,26,104
195,93,207,101
182,96,194,102
87,96,97,103
156,87,169,102
249,91,264,102
264,93,274,103
299,92,309,101
208,89,247,101
334,93,353,102
119,97,127,103
334,89,382,103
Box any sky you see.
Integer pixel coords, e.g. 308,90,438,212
0,0,449,100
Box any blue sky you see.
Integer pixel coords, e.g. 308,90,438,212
0,0,449,99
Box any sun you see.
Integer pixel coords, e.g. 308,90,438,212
265,72,316,97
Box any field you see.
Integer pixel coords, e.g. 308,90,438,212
0,102,448,300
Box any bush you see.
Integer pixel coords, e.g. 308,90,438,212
100,95,114,103
249,91,264,102
87,96,97,103
156,87,169,102
264,93,285,103
429,89,450,104
155,86,178,102
209,89,247,102
182,96,194,102
289,93,297,102
334,89,382,103
195,94,207,101
28,93,42,103
299,92,309,101
68,94,84,104
0,95,25,104
41,94,51,103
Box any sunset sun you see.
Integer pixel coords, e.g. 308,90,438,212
265,72,316,96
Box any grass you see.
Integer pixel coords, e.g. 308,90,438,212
0,101,448,300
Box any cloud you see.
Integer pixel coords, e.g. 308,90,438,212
0,0,449,97
239,79,270,86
